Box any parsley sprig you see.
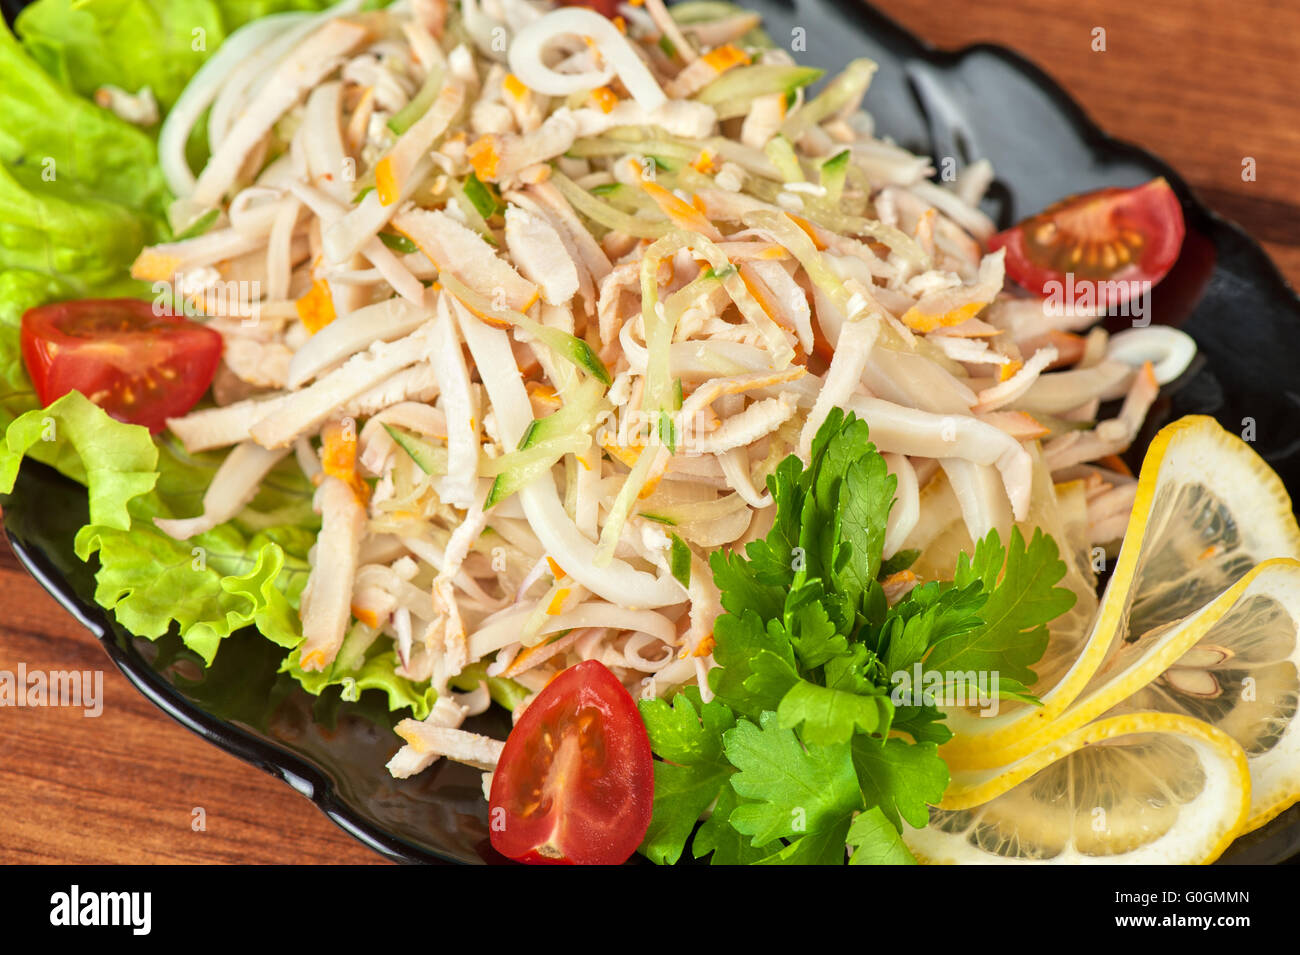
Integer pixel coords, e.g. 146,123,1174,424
638,409,1075,864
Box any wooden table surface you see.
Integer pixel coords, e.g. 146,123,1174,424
2,0,1298,865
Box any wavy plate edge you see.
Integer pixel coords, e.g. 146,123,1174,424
3,0,1299,864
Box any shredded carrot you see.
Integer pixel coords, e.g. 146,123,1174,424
788,214,828,251
130,250,182,282
546,588,571,615
739,264,794,333
630,160,720,239
505,642,544,677
395,723,427,752
601,440,642,468
900,300,985,333
300,649,329,671
295,277,336,334
691,149,715,174
1198,544,1222,562
374,155,399,206
321,418,370,505
638,470,666,500
998,359,1024,383
453,292,513,329
693,634,716,657
1098,453,1134,477
977,410,1049,441
528,383,557,402
612,14,627,33
351,604,380,628
502,73,528,102
590,85,619,113
1045,330,1086,368
546,556,567,579
701,43,750,72
467,134,501,182
690,366,808,409
881,569,918,601
527,382,561,416
1139,360,1159,388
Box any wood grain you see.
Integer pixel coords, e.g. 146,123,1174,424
0,545,384,864
870,0,1300,287
1,0,1298,864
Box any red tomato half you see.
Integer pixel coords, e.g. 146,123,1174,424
489,660,654,865
21,299,223,434
557,0,620,17
988,178,1185,308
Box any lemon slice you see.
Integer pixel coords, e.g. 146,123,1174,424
1105,560,1300,832
942,559,1300,832
937,416,1300,766
905,713,1251,864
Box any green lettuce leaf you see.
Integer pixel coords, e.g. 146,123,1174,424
0,391,158,527
0,0,438,717
0,18,166,211
282,646,441,720
14,0,339,112
0,392,316,665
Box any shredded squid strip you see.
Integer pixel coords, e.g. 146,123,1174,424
120,0,1196,793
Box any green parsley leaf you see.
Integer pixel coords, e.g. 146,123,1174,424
638,688,737,865
809,409,895,603
754,816,852,865
724,712,863,846
776,679,892,745
926,526,1075,687
880,579,986,675
783,583,847,668
693,785,772,864
709,611,799,718
890,702,954,745
879,548,920,579
846,807,917,865
851,736,949,830
636,410,1067,864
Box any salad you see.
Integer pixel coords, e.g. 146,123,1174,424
4,0,1297,866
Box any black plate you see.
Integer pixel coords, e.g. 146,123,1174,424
4,0,1300,864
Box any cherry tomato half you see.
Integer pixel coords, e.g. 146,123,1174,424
489,660,654,865
21,298,223,434
557,0,620,17
988,178,1185,308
